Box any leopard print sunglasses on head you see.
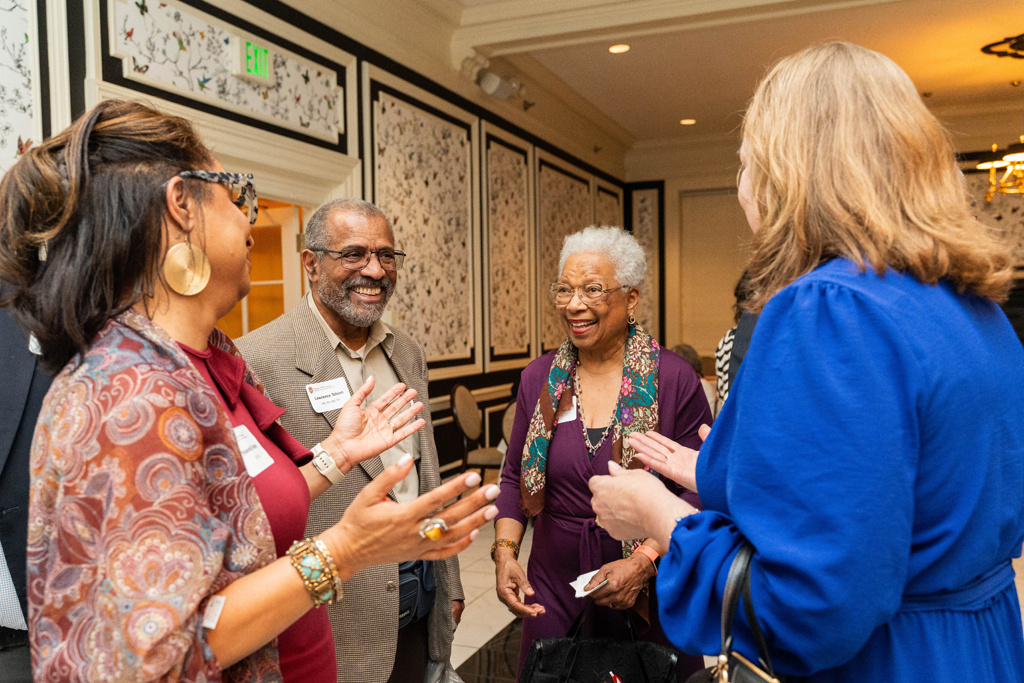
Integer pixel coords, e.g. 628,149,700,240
178,170,258,225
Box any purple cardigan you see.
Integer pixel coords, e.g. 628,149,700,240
497,348,712,525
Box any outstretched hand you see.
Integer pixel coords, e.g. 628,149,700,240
627,424,710,492
323,377,426,473
325,455,500,581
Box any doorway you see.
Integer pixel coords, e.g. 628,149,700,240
217,198,305,339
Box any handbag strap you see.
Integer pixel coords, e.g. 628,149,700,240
720,542,775,677
741,567,775,678
556,599,653,683
720,543,754,653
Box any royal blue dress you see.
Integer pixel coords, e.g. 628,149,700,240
657,258,1024,682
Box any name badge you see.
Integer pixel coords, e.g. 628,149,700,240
306,377,352,414
557,395,578,424
233,425,274,477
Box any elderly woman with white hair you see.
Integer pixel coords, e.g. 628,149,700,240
493,226,711,678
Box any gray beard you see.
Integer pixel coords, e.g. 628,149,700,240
318,274,395,328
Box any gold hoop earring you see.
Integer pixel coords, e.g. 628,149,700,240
628,313,636,325
163,242,211,296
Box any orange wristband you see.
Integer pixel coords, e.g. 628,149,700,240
632,544,660,572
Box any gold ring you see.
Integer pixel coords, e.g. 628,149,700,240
389,422,397,433
595,515,603,529
418,517,449,541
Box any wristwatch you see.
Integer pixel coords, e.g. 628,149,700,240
311,442,344,485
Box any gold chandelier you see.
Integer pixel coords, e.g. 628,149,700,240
977,136,1024,201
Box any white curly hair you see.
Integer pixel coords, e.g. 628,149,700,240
558,225,647,290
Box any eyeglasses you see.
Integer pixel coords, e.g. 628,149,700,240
178,170,258,225
311,247,406,272
549,282,627,306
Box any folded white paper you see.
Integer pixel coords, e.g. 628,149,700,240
570,570,608,598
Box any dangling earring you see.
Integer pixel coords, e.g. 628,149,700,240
628,313,636,325
163,241,211,296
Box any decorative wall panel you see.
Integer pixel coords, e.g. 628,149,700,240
539,162,592,351
486,140,530,357
110,0,342,142
966,173,1024,265
632,188,660,338
596,187,623,227
0,0,34,174
373,89,474,362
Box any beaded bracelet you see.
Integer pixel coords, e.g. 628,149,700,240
287,538,343,607
490,538,520,562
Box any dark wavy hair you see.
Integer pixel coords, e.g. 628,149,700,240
0,99,213,372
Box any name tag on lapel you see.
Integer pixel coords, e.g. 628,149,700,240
233,425,274,477
306,377,351,414
556,395,578,424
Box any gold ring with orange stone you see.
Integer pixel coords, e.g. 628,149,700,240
418,517,449,541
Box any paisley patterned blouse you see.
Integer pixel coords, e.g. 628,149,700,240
27,310,282,682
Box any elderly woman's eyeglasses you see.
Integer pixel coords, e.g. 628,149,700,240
178,170,258,225
549,282,627,306
311,247,406,272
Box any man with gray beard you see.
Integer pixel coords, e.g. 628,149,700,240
236,199,464,683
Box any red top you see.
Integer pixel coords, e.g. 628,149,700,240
182,342,336,683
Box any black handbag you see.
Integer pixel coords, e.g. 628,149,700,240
519,598,680,683
685,543,781,683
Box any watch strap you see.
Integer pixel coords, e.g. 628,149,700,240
311,443,344,484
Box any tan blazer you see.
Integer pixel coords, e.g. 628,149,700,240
237,302,464,683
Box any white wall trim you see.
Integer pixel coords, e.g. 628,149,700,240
46,0,72,131
452,0,904,62
90,80,361,207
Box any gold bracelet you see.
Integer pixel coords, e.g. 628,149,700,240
490,538,520,562
313,538,344,595
287,538,343,607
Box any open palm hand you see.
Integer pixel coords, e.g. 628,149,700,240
324,377,426,470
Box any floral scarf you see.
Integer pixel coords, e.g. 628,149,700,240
520,323,660,557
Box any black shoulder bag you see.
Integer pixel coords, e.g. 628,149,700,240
519,598,680,683
685,542,781,683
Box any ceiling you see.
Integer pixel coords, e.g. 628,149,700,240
522,0,1024,143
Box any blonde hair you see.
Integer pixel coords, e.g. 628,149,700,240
741,42,1013,312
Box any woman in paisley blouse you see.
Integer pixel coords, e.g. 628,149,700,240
0,99,498,683
493,226,712,679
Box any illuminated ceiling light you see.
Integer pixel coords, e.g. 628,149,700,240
679,119,696,125
977,139,1024,201
608,44,630,54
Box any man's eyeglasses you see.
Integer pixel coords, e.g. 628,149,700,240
549,282,627,306
178,170,258,225
311,247,406,272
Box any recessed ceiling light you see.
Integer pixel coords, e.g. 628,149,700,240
609,44,630,54
680,119,696,125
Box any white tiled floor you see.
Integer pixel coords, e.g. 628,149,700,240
450,522,534,668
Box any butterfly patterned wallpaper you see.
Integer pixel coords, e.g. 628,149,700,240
0,0,35,175
539,163,593,351
966,173,1024,266
595,188,623,227
372,90,475,362
486,140,531,357
632,188,660,338
111,0,341,142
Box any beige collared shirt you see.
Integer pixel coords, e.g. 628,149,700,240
306,292,420,502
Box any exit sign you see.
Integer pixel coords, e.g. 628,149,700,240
229,36,274,84
246,42,269,79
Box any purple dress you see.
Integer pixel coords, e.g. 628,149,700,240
496,349,712,679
